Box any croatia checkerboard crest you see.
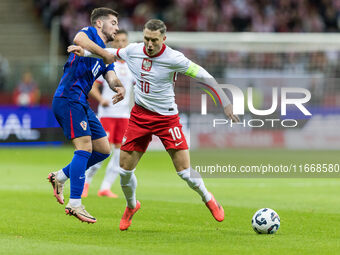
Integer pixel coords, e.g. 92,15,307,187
80,121,87,131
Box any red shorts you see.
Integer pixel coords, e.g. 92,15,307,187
121,104,188,152
100,117,129,144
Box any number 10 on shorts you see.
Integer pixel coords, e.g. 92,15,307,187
169,127,182,140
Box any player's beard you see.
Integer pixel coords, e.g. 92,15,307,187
102,23,114,43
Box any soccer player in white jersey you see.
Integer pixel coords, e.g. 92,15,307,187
68,19,239,231
82,30,135,198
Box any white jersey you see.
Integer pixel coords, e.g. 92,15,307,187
116,43,191,115
97,61,135,118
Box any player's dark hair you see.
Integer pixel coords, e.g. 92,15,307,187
90,7,118,26
117,29,128,36
144,19,167,34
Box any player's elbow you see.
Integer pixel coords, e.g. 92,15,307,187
73,37,82,46
73,32,86,46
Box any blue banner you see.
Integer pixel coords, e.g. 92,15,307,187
0,106,65,145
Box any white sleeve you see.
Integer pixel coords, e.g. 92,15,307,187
84,48,117,58
115,45,129,60
171,51,231,106
172,52,192,73
185,62,231,107
83,43,138,60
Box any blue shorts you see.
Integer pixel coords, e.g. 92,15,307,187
52,97,106,140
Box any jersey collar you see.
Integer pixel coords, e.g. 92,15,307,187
143,44,166,58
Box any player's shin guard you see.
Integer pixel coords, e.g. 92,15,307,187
60,151,109,178
120,167,137,208
61,152,110,187
177,168,212,202
69,150,91,199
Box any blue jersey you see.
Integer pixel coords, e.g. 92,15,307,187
54,26,114,104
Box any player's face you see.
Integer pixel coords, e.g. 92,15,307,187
143,28,166,56
101,15,119,43
112,33,128,48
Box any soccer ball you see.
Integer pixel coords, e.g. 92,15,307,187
251,208,280,234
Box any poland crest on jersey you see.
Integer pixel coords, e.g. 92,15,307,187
142,58,152,71
80,121,87,131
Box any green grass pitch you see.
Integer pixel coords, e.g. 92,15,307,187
0,147,339,254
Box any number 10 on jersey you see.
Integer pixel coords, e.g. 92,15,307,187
140,81,150,93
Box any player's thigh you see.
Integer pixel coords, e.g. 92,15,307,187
155,120,188,153
72,135,92,152
52,98,92,140
92,136,111,154
120,150,144,170
120,119,153,153
167,149,190,172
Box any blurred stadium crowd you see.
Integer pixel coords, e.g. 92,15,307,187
34,0,340,46
0,0,339,107
33,0,340,108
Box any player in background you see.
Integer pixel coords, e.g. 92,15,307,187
47,7,125,223
68,19,240,230
82,30,135,198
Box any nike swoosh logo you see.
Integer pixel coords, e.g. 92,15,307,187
79,176,85,179
175,141,183,146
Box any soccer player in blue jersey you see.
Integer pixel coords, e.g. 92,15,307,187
47,7,125,223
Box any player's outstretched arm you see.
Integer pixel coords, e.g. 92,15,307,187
73,32,115,64
67,45,118,64
186,63,240,122
104,70,125,104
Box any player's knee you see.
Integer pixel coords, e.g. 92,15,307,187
119,152,132,169
173,161,190,172
92,137,111,154
175,165,189,172
73,137,92,153
168,149,190,171
119,159,129,170
81,142,93,153
101,145,111,155
102,139,111,154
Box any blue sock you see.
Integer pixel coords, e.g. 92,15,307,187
86,151,110,169
62,151,110,178
69,150,91,199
